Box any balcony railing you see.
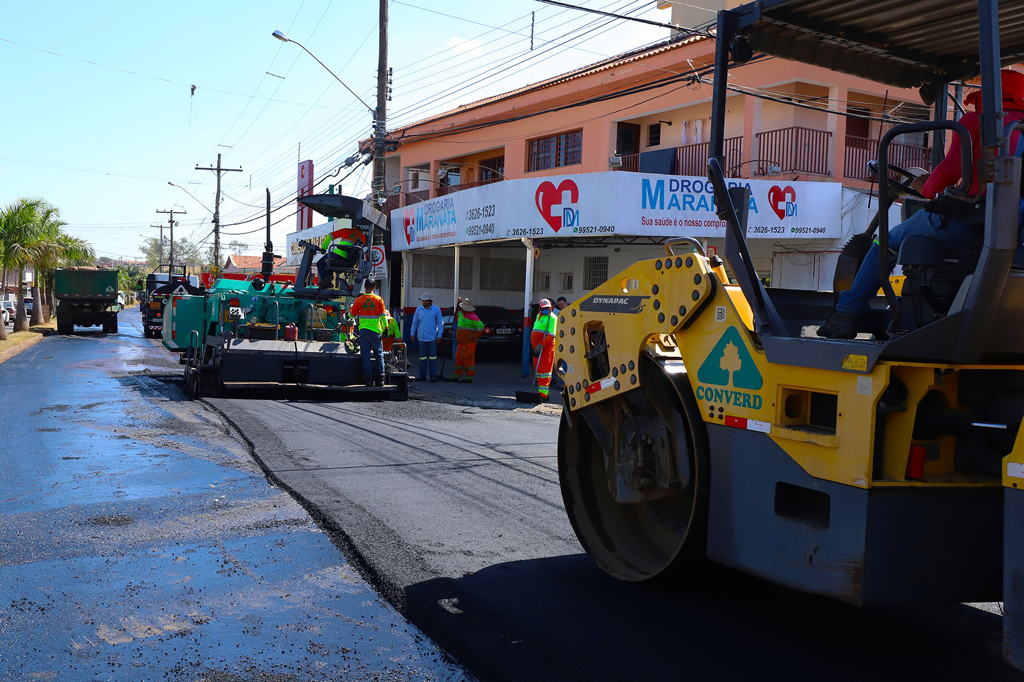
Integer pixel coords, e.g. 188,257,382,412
614,137,742,176
383,194,401,213
756,126,833,176
678,137,743,176
404,189,430,205
436,176,504,196
844,135,930,182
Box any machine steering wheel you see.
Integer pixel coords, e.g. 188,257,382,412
867,160,926,199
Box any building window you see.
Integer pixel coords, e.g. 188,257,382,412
584,256,608,291
559,272,574,292
648,122,662,147
411,254,473,289
480,156,505,181
534,271,551,292
480,257,526,291
528,131,583,172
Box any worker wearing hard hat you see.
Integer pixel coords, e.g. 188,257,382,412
531,299,558,400
446,298,484,383
410,292,443,382
350,278,388,386
317,225,366,289
819,69,1024,338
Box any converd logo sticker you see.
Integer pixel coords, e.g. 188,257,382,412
695,326,763,408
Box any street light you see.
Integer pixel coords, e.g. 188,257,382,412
167,181,213,214
271,30,374,114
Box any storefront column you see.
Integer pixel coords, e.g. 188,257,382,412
451,244,460,361
402,250,414,347
522,238,535,377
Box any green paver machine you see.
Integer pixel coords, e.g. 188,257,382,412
162,192,407,400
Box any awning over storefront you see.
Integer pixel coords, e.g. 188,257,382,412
389,171,843,251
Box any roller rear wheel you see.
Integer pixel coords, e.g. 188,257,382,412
558,356,710,581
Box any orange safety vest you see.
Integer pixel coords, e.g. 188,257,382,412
322,227,366,257
350,293,387,333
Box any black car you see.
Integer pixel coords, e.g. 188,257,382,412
439,305,524,356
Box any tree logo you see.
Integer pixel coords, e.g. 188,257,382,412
696,327,763,390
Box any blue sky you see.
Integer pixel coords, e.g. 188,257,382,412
0,1,670,262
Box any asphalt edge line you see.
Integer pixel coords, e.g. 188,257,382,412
199,398,477,678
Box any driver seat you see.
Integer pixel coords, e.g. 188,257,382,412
896,226,984,332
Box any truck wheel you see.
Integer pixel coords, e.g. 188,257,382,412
57,322,73,335
109,317,118,334
558,356,710,582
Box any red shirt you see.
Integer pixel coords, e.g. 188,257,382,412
922,110,1024,199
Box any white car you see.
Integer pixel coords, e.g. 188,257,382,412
1,301,14,325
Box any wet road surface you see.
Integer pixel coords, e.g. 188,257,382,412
215,386,1024,681
0,310,468,680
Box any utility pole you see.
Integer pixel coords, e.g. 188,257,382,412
155,209,185,271
196,153,242,272
150,224,165,264
372,0,389,206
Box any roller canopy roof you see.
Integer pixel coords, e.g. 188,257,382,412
729,0,1024,89
296,194,387,229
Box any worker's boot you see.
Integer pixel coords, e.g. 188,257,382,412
363,376,374,387
816,311,861,339
373,375,384,387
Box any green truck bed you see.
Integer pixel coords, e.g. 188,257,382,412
54,268,118,299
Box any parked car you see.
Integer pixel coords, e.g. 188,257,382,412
439,305,524,356
0,300,12,325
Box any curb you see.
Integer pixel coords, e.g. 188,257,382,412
0,330,50,365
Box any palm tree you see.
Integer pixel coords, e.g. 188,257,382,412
0,198,44,336
29,206,90,325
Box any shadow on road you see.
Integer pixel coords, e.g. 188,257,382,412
404,554,1012,682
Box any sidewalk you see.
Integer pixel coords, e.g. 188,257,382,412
407,356,564,415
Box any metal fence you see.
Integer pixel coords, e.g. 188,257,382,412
756,126,833,176
844,135,930,181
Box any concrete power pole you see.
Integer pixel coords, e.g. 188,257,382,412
196,154,242,272
372,0,389,206
150,224,165,264
155,210,186,271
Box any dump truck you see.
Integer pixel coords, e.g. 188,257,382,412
139,266,201,338
54,267,120,334
555,0,1024,672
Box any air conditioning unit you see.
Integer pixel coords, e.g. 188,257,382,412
608,155,623,169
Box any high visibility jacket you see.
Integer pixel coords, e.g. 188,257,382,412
456,311,484,333
350,293,387,333
322,227,366,258
531,310,557,346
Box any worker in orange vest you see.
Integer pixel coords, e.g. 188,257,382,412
349,278,388,386
531,299,558,400
318,226,366,289
382,309,401,353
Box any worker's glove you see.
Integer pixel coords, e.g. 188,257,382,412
532,344,543,357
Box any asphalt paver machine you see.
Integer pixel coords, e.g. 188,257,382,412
555,0,1024,669
163,193,407,400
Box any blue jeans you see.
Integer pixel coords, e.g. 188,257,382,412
836,209,976,314
418,338,438,379
359,327,384,379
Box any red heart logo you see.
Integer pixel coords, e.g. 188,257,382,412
768,185,796,221
403,209,414,244
535,180,579,232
